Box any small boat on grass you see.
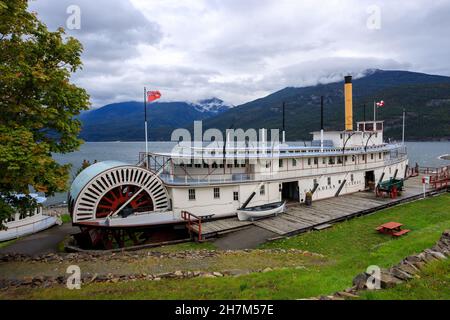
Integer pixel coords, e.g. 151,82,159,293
237,201,286,221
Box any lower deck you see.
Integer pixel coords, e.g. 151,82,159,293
197,176,444,238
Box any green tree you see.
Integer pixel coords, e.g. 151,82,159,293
0,0,90,226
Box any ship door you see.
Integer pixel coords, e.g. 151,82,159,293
364,170,375,190
282,181,299,202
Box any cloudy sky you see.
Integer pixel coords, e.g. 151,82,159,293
28,0,450,108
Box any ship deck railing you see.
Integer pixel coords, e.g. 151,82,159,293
157,155,408,186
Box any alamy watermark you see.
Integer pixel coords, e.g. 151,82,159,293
66,265,81,290
66,5,81,30
366,5,381,30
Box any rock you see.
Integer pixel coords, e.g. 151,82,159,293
201,273,216,278
389,267,414,281
424,249,447,260
417,252,437,263
262,267,273,273
380,271,403,289
335,291,359,299
22,277,33,285
352,273,369,290
396,262,418,276
174,270,183,277
153,277,161,281
213,272,223,277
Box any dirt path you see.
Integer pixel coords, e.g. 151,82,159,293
213,226,277,250
0,224,78,256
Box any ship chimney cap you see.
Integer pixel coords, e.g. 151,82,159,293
344,75,352,83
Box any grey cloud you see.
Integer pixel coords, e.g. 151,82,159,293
27,0,450,108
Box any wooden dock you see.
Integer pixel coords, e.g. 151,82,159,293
195,176,447,239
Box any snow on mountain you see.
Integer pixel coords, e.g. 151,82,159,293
190,97,234,114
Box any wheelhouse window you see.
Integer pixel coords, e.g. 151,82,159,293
188,189,196,200
214,187,220,199
260,185,265,195
233,191,239,201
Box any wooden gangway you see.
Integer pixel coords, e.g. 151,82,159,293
194,176,448,239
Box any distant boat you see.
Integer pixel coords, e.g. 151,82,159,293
237,201,286,221
0,194,59,242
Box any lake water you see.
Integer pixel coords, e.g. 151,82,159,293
48,141,450,205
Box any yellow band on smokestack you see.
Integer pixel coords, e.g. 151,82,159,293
344,75,353,131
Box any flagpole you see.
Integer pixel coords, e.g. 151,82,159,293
144,87,148,169
402,108,405,145
373,100,376,122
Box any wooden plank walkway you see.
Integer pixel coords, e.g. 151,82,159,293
196,176,446,239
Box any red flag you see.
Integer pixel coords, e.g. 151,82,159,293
376,100,385,108
147,90,161,102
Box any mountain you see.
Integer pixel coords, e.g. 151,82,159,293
202,70,450,141
79,98,232,141
79,70,450,141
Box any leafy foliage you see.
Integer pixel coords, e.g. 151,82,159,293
0,0,89,224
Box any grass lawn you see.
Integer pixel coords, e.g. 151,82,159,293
0,239,17,249
60,214,72,224
358,258,450,300
1,194,449,300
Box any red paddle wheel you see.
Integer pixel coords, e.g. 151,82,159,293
95,185,154,218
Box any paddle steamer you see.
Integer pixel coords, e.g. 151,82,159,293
68,76,408,237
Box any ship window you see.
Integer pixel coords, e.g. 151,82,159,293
265,161,271,168
214,187,220,199
337,156,343,164
352,155,355,162
292,159,297,166
313,157,318,165
212,162,218,168
322,157,326,164
379,153,382,159
227,163,233,168
307,158,311,166
328,157,335,165
240,163,246,168
344,156,348,162
313,178,318,186
327,177,331,185
279,159,283,167
219,163,224,168
188,189,196,201
351,174,354,182
362,154,366,161
203,163,209,168
260,185,265,195
371,153,374,160
233,192,239,201
195,163,201,168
